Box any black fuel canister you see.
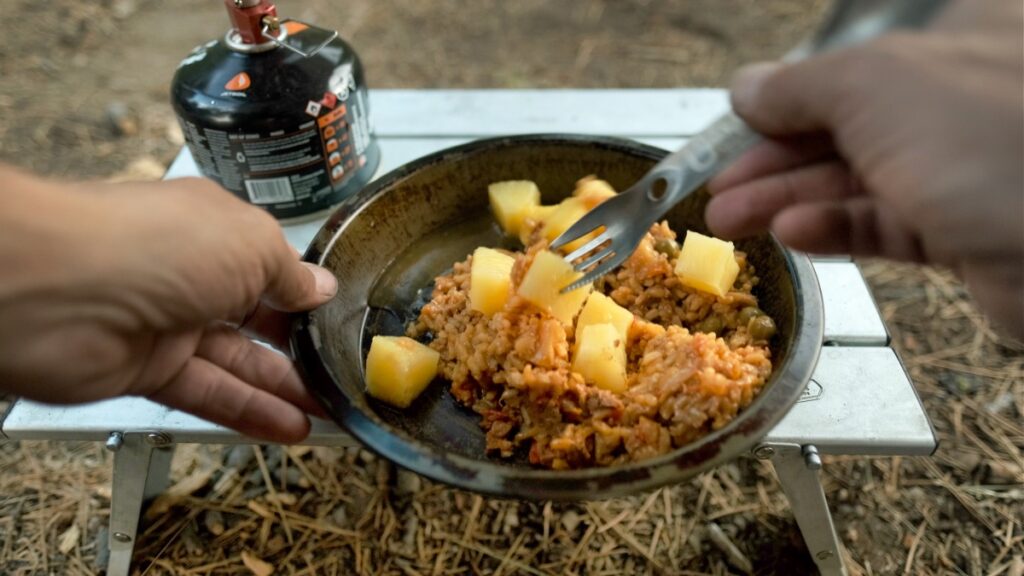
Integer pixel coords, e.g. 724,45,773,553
170,0,379,220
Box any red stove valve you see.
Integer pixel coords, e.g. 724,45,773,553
222,0,338,58
223,0,277,45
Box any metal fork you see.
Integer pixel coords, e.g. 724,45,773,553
553,0,949,292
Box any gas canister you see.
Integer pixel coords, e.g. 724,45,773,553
171,0,380,220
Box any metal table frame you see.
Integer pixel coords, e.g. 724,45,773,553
0,90,936,576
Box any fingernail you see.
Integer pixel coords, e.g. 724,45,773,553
303,262,338,298
731,62,780,115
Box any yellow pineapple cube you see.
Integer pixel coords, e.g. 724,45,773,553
540,197,601,252
526,203,558,222
575,292,634,353
572,323,627,393
541,197,588,243
469,247,516,315
365,336,440,408
573,176,617,207
674,231,740,297
488,180,541,236
518,204,559,244
517,250,592,325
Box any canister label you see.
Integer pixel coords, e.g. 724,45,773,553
180,87,372,216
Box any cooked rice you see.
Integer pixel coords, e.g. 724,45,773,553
408,192,775,469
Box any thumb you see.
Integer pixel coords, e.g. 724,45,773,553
730,51,855,136
264,256,338,312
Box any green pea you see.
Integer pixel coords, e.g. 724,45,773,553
695,316,724,335
748,315,777,340
653,238,680,259
737,306,763,326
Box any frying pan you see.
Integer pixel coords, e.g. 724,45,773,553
291,135,823,500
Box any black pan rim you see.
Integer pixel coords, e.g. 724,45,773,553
291,133,824,500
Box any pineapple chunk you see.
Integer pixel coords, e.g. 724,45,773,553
540,197,588,243
572,323,627,393
575,292,634,353
517,250,592,325
469,247,515,315
526,203,558,221
674,231,740,297
365,336,440,408
573,176,617,207
518,204,559,244
488,180,541,235
540,197,600,252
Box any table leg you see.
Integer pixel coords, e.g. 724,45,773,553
144,445,174,500
761,443,848,576
106,433,158,576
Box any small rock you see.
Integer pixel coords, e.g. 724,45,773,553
270,468,303,488
986,392,1015,415
330,505,349,527
732,515,749,532
561,510,582,533
265,447,283,470
845,526,859,544
396,470,422,496
204,509,226,536
244,469,264,486
357,450,377,466
105,102,138,137
226,445,254,469
503,506,520,534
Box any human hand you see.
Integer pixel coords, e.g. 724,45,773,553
705,0,1023,338
0,167,336,442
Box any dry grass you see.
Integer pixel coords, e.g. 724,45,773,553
3,264,1021,575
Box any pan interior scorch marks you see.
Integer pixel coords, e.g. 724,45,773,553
291,135,823,500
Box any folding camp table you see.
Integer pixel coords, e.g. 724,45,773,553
0,90,937,576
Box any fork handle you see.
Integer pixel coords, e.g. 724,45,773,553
635,111,761,218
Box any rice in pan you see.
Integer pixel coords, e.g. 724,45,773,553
409,184,776,470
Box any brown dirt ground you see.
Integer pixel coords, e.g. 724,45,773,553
1,1,1022,575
